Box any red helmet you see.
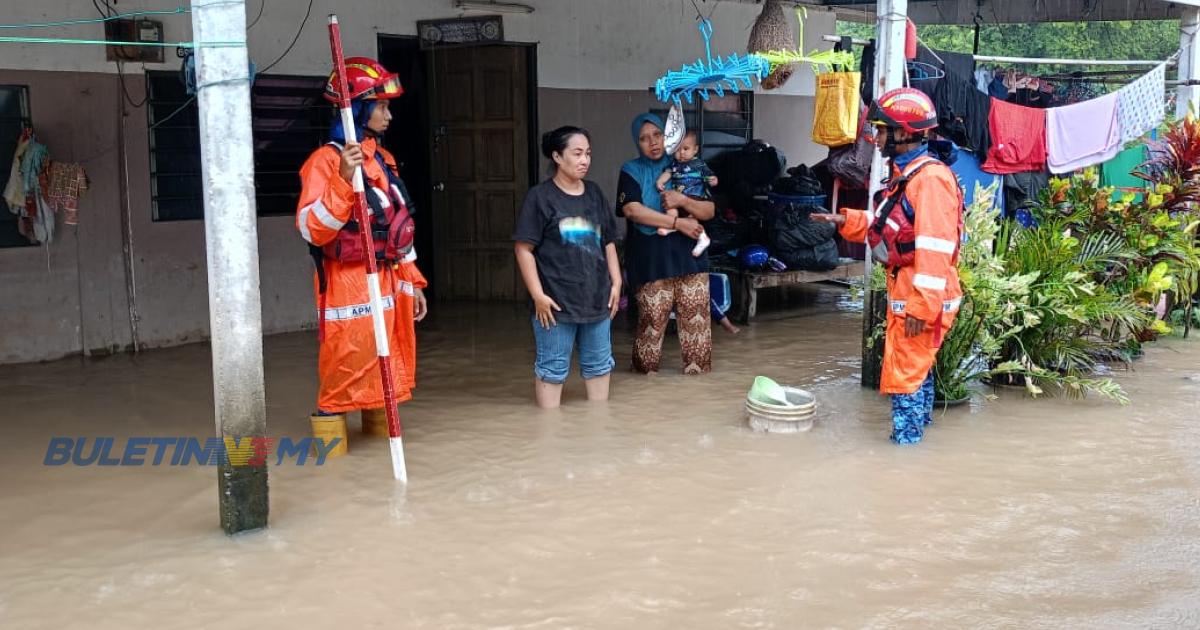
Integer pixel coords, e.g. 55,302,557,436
866,87,937,134
324,57,404,103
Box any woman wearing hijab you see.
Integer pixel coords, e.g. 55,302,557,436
616,113,715,375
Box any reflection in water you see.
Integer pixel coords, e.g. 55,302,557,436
1,286,1198,629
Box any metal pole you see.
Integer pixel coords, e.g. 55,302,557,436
191,0,268,535
1179,8,1200,118
820,35,1177,68
973,55,1174,67
860,0,908,389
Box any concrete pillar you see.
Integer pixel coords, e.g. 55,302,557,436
190,0,269,535
1179,7,1200,119
861,0,908,389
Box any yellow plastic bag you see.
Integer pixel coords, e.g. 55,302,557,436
812,70,860,147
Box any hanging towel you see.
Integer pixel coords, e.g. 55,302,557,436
1047,91,1121,174
983,98,1047,175
1117,63,1167,144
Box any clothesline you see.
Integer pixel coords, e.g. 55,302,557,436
819,35,1177,68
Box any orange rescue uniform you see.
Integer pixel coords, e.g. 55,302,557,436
838,156,963,395
296,138,427,412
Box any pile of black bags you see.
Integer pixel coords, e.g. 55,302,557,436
766,166,840,271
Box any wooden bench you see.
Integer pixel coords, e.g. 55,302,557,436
717,258,862,323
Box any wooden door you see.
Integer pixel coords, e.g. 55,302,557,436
428,45,530,301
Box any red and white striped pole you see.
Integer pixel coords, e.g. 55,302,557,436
327,14,408,482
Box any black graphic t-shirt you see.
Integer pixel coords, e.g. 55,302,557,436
513,179,616,323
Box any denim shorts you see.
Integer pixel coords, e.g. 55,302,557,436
531,316,616,384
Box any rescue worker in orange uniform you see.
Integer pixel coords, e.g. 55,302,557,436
813,88,963,444
296,58,429,456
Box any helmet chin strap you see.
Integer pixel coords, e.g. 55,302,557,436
881,127,926,159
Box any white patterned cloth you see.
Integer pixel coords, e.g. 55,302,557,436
1117,63,1167,144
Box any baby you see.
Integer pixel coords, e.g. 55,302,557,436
655,131,715,257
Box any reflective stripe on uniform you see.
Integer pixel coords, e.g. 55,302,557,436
885,218,900,231
397,281,415,297
915,235,957,254
913,273,947,290
298,199,344,244
890,297,962,314
322,295,396,321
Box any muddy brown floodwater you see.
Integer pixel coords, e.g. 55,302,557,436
2,287,1199,629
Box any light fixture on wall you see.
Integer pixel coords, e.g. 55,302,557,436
453,0,535,14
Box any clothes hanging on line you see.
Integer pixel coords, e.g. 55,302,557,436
974,68,994,94
1117,62,1167,144
1047,91,1122,174
977,66,1107,107
945,144,1004,211
6,135,53,245
987,73,1009,100
933,72,992,158
1004,170,1051,219
3,130,29,212
859,40,876,106
1052,76,1102,106
1100,145,1150,201
46,162,88,226
910,46,974,99
984,97,1047,174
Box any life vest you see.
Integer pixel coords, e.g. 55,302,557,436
315,141,415,265
308,142,416,341
867,156,961,268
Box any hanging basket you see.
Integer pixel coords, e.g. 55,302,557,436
748,0,794,90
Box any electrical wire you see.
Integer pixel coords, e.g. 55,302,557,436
150,97,196,129
0,7,188,29
118,61,149,109
248,0,266,30
258,0,313,74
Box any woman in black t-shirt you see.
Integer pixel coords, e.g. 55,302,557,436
513,127,621,408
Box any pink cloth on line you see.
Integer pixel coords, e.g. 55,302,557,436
983,98,1047,175
1047,91,1121,174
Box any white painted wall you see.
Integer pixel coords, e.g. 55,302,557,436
0,0,835,96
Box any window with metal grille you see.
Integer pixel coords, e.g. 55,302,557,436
146,71,330,221
0,85,33,248
650,91,754,160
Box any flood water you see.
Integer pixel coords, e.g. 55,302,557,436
2,286,1199,629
